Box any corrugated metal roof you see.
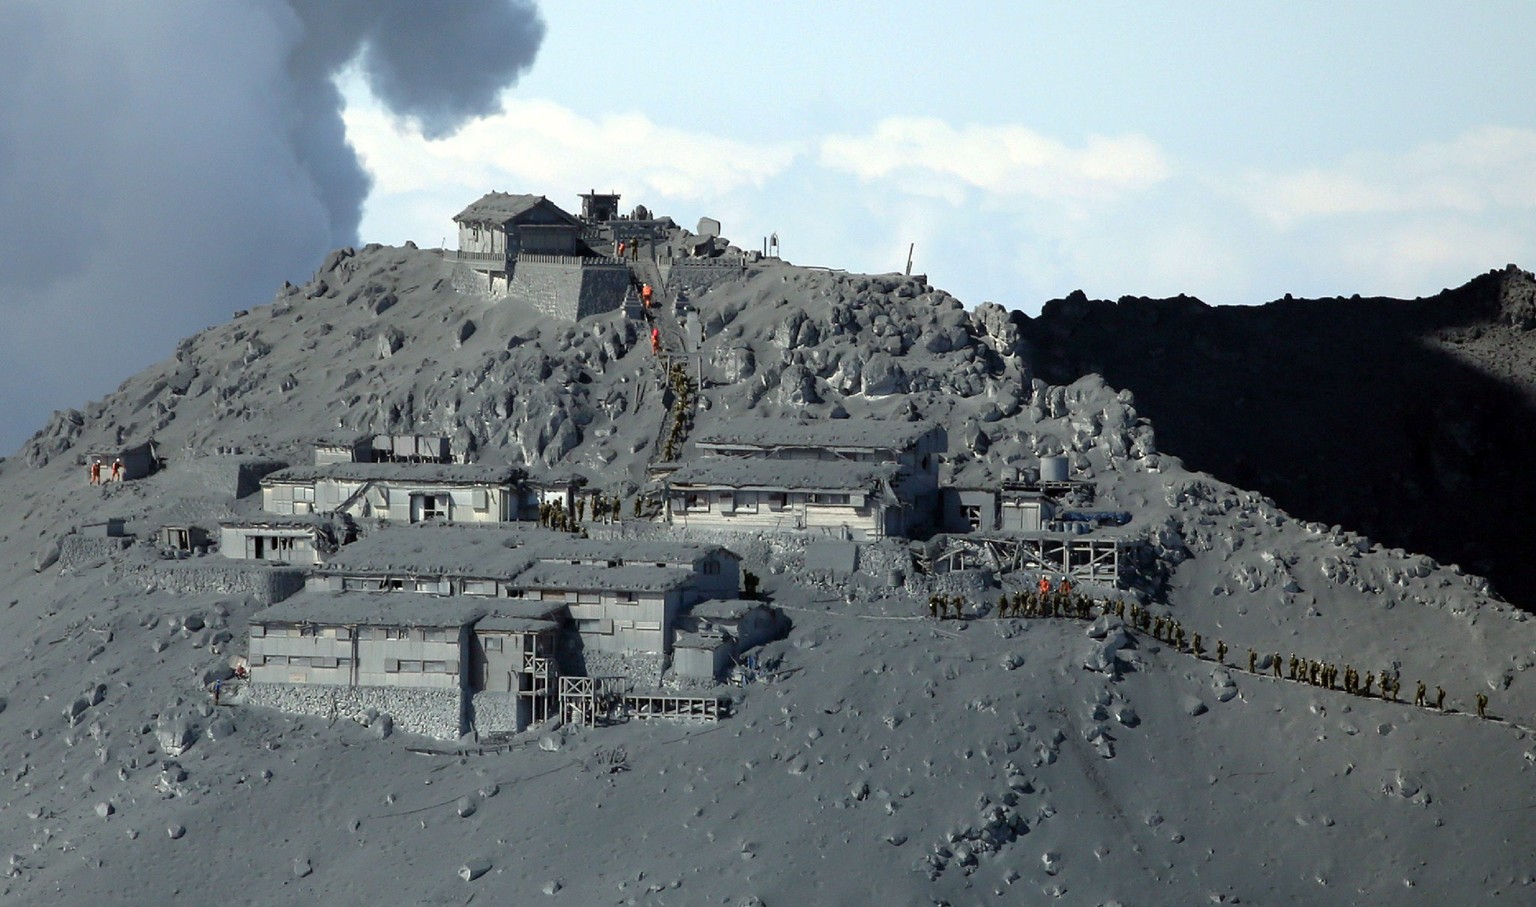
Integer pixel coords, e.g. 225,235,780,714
262,462,524,485
219,515,330,530
251,591,486,628
320,527,537,578
477,614,561,633
510,563,696,592
527,536,737,564
694,418,942,450
687,599,764,620
666,458,898,492
673,632,729,650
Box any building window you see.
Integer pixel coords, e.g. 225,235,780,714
287,656,309,667
415,493,445,521
769,492,788,510
685,493,710,512
734,492,759,514
424,660,448,673
701,560,721,575
484,636,503,651
810,493,850,505
399,660,423,673
577,591,601,604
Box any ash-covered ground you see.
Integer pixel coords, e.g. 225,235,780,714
2,243,1534,904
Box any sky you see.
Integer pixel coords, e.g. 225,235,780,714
4,2,1536,454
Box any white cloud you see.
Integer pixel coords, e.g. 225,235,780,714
1241,126,1536,227
344,91,802,205
817,117,1171,204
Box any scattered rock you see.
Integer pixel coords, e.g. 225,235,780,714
156,715,196,756
1212,670,1239,702
32,540,60,573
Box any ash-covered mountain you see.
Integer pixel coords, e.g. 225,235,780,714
1,199,1534,905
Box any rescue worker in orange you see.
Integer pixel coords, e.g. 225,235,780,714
650,326,661,355
89,461,102,485
110,459,124,482
641,283,653,309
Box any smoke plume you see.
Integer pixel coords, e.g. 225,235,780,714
0,0,544,453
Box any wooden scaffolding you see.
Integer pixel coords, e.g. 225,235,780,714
930,533,1125,584
558,675,724,725
520,645,557,726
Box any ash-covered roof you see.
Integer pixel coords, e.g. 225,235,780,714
476,615,561,633
523,535,737,565
262,462,524,486
477,600,568,632
452,192,579,226
672,631,730,651
319,525,539,577
510,563,696,593
525,469,589,490
251,592,486,628
220,514,331,530
695,419,942,451
666,458,899,493
687,598,766,621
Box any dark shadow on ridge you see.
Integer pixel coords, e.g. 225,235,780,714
1016,267,1536,609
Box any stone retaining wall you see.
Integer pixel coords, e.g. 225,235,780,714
469,691,523,736
246,681,465,740
128,561,306,604
583,650,665,692
58,535,133,571
509,259,628,321
576,263,631,319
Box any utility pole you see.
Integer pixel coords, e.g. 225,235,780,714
905,243,915,276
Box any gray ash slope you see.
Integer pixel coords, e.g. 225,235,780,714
1020,265,1536,608
2,244,1536,904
